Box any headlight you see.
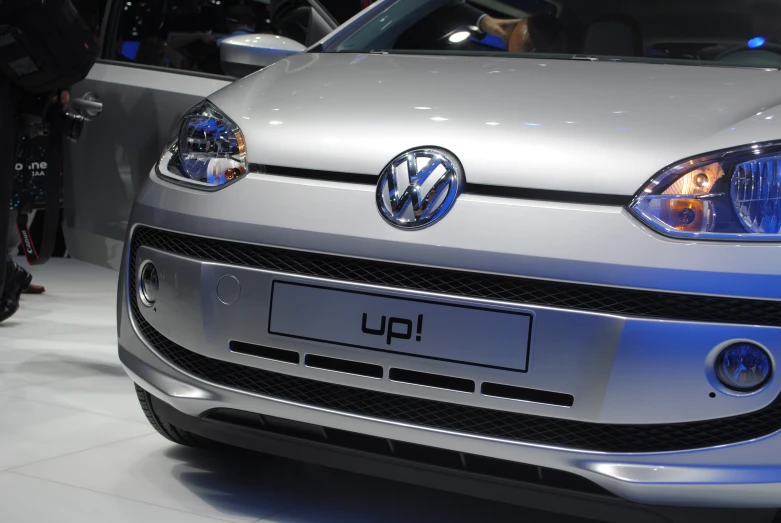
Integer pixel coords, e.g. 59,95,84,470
630,141,781,240
156,100,247,189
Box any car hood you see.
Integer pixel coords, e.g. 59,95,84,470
209,52,781,196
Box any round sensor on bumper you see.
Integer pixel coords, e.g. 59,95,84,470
715,343,772,392
138,261,159,307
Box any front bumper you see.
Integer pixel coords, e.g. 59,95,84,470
120,171,781,509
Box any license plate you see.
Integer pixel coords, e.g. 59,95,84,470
268,281,532,372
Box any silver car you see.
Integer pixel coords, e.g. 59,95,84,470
79,0,781,521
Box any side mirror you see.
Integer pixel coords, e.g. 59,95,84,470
220,34,306,78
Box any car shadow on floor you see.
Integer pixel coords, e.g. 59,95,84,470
164,444,600,523
163,445,322,519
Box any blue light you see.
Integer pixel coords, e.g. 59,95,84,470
748,36,766,49
716,343,772,392
470,33,506,50
121,41,140,60
523,122,542,127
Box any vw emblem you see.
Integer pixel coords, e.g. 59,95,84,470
376,148,464,229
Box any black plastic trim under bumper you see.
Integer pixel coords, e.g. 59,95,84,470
147,394,777,523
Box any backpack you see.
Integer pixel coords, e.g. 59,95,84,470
0,0,98,93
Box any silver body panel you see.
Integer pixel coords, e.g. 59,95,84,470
132,173,781,299
65,65,228,269
220,34,306,69
209,53,781,195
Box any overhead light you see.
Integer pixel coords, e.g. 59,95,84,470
448,31,471,43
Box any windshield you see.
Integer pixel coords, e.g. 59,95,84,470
329,0,781,69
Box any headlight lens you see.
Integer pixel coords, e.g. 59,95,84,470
630,142,781,240
156,100,247,189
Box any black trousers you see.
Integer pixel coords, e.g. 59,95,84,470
0,77,16,295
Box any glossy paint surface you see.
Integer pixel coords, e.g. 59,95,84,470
211,52,781,195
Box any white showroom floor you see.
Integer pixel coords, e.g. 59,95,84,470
0,259,594,523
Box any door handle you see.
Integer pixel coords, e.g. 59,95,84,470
72,92,102,119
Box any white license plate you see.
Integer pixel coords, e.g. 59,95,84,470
268,281,532,372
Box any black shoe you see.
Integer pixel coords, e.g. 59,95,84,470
0,292,19,323
0,262,30,324
12,264,33,292
14,264,43,294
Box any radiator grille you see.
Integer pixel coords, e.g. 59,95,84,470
130,226,781,327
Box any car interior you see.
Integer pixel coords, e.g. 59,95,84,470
105,0,339,75
350,0,781,69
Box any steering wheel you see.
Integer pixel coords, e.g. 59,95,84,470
714,42,781,66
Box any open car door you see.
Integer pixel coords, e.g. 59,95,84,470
65,0,344,270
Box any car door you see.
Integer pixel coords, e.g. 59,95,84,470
65,0,343,270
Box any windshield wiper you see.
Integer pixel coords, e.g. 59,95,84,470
571,55,632,63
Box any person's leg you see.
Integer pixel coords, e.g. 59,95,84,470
7,209,19,255
0,253,20,323
0,77,13,297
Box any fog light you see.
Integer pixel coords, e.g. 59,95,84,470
138,261,159,307
716,343,772,392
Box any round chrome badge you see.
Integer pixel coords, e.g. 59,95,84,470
376,148,465,229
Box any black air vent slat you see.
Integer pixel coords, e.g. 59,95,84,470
466,454,543,483
306,354,383,379
482,382,574,408
391,440,464,468
390,368,475,393
230,341,300,364
324,427,393,456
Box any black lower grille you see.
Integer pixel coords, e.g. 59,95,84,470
202,407,616,497
130,228,781,453
131,226,781,327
